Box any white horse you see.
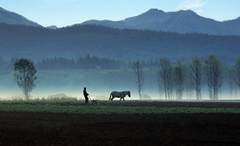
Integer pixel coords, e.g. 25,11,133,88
109,91,131,101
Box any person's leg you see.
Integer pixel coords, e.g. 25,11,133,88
85,97,89,104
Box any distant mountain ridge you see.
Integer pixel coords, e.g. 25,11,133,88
82,9,240,36
0,7,240,63
0,23,240,62
1,6,240,36
0,7,41,27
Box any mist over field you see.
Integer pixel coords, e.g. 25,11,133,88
0,67,239,101
0,68,155,100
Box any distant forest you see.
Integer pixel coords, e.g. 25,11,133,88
37,55,123,70
0,55,160,71
0,55,239,70
0,55,124,71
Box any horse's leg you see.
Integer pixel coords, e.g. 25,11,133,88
109,94,112,101
123,97,125,101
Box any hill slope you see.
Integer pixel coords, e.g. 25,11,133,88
0,7,41,27
0,24,239,62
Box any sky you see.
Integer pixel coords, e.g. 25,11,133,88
0,0,239,27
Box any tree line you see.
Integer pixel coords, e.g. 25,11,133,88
0,56,123,72
7,55,240,100
132,55,240,100
37,55,123,70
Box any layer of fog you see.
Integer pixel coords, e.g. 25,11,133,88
0,69,239,101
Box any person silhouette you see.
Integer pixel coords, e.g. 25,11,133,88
83,87,89,104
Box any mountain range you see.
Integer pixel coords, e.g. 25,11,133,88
1,7,240,36
0,7,240,62
82,9,240,36
0,23,239,62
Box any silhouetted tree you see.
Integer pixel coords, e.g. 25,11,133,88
190,58,202,100
174,62,185,100
159,59,173,100
133,61,144,99
233,58,240,90
14,59,37,100
205,56,222,100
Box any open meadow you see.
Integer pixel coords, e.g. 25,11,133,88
0,100,240,146
1,100,240,114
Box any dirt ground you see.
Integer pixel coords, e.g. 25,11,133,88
0,112,239,146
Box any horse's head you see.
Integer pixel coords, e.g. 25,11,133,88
127,91,131,97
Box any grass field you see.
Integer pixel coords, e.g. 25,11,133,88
0,100,240,114
0,100,240,146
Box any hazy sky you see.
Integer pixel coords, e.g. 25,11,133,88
0,0,239,27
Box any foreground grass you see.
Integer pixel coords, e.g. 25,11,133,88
0,100,240,114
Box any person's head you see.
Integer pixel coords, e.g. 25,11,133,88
84,87,86,90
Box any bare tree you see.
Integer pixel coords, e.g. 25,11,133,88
205,56,222,100
227,66,236,97
133,61,144,99
14,58,37,100
159,59,173,100
190,58,202,100
174,62,185,100
233,59,240,89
